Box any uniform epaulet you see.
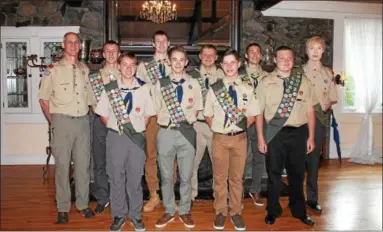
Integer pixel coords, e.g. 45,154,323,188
188,67,200,79
240,74,253,86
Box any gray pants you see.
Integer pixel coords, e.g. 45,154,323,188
51,113,90,212
106,130,146,219
305,117,326,203
157,128,195,215
247,124,266,194
92,115,109,205
191,121,213,200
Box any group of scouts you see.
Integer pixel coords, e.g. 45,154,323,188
38,30,338,231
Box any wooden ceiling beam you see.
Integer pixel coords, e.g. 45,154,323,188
253,0,282,11
191,14,230,44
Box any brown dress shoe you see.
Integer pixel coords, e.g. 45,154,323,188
179,213,195,228
155,213,175,228
143,192,160,212
249,191,264,206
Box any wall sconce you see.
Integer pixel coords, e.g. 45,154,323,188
24,55,47,72
334,72,346,87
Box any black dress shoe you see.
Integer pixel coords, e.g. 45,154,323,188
95,202,109,214
56,212,68,224
265,214,277,225
306,201,322,213
300,215,315,226
78,207,95,218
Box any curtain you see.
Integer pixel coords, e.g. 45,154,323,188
345,17,382,164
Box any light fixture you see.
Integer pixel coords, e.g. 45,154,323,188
140,0,177,24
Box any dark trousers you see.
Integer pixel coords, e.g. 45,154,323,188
305,118,326,203
92,115,109,205
266,125,307,219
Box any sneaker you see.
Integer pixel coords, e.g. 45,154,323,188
129,218,146,231
110,216,126,231
78,207,95,218
95,202,109,214
231,214,246,231
56,212,68,224
179,213,195,228
155,213,175,228
213,213,226,230
249,191,264,206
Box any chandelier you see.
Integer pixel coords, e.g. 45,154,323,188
140,1,177,24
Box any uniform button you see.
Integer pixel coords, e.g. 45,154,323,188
313,76,316,78
75,84,78,86
77,102,80,104
64,88,66,90
77,93,79,95
313,84,316,86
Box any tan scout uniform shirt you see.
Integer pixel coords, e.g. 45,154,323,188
39,59,94,117
153,74,204,126
203,76,260,134
95,78,156,132
136,55,171,87
257,71,317,127
196,65,224,120
246,65,268,92
302,64,338,111
99,67,120,86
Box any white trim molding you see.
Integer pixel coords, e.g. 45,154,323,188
1,154,56,165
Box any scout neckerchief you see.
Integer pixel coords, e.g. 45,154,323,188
104,74,146,149
89,70,104,102
144,58,166,85
210,78,247,131
159,76,187,128
265,67,304,143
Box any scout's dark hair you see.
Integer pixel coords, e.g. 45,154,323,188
274,45,294,57
117,52,137,64
246,43,262,54
168,45,189,60
222,48,241,61
152,30,169,42
103,40,120,51
200,44,217,54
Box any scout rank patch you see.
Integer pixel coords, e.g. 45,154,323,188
89,71,104,102
160,84,186,128
144,59,163,85
276,75,302,119
214,84,245,129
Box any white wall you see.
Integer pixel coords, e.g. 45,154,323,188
263,1,382,159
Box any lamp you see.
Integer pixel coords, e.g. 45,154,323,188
140,0,177,24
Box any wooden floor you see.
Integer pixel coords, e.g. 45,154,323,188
1,160,382,231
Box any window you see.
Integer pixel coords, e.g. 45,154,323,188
344,17,382,112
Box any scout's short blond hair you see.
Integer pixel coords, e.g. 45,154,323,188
306,36,326,50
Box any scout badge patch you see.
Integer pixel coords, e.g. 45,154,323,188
159,77,187,128
89,70,104,102
211,79,247,130
144,59,163,85
265,67,303,143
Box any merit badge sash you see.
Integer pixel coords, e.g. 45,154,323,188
265,68,303,143
159,77,196,148
188,67,209,104
211,79,247,131
144,59,163,85
104,78,145,150
89,70,104,102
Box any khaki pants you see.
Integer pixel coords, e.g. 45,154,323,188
51,113,91,212
144,116,159,192
212,132,247,216
191,121,213,200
